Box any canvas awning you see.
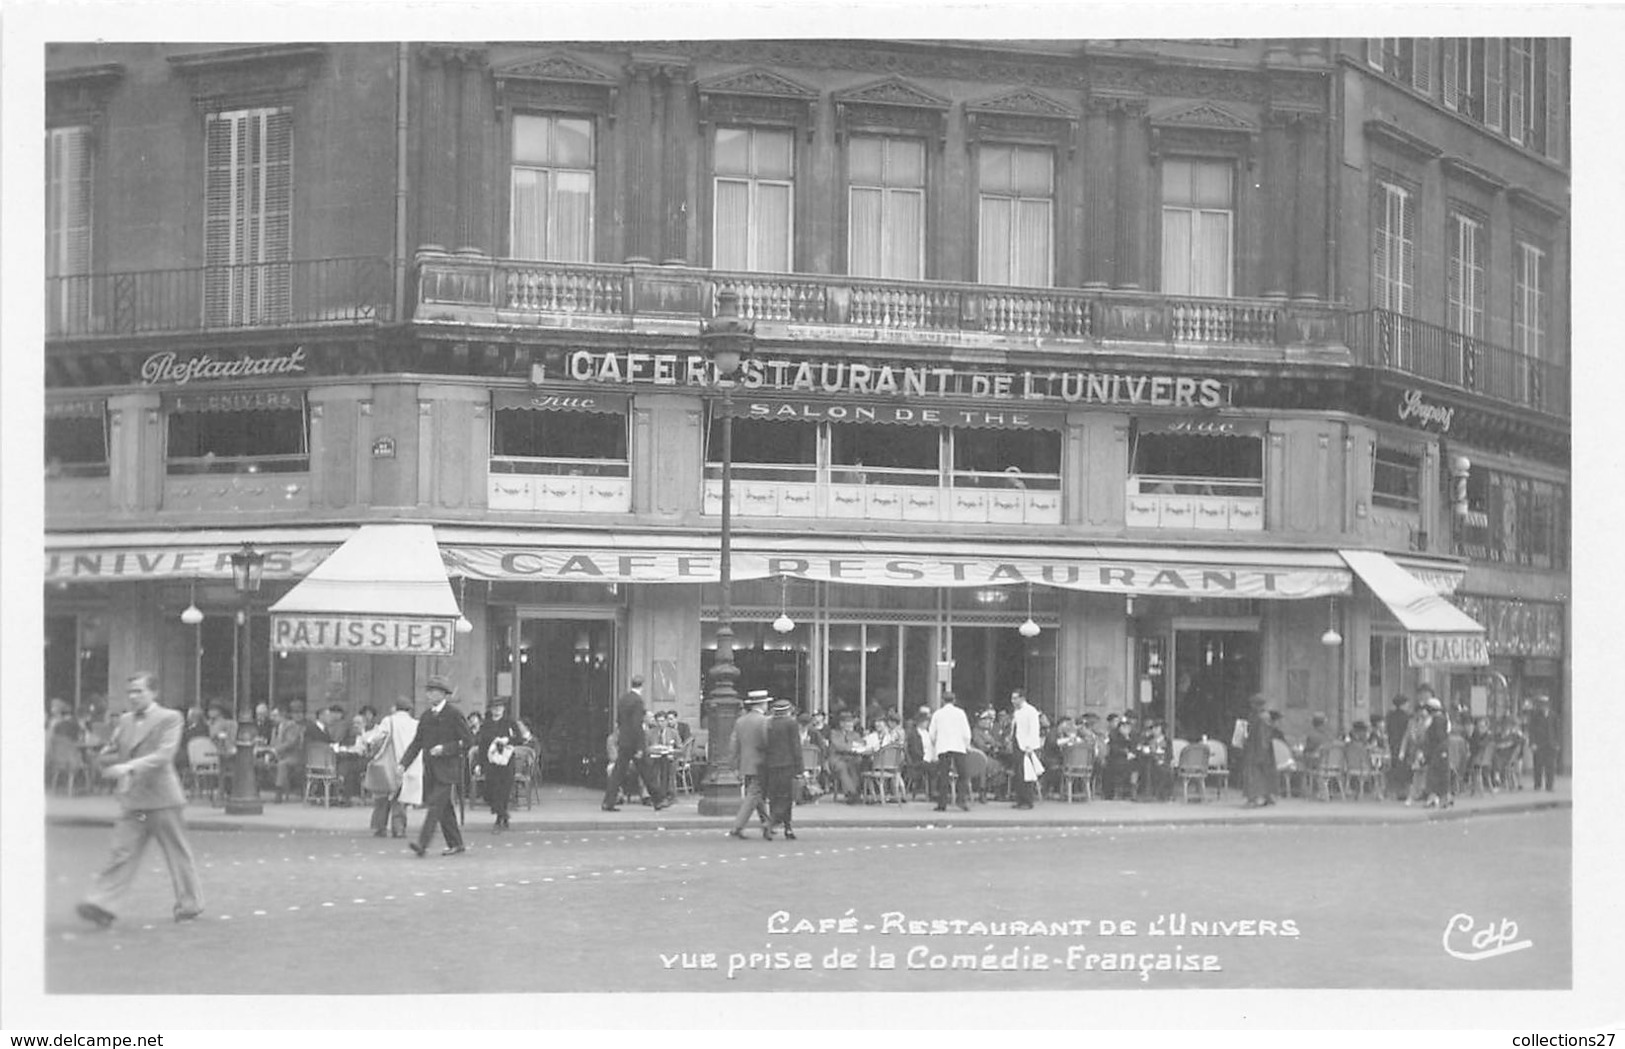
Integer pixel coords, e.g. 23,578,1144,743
1339,549,1488,666
268,524,461,656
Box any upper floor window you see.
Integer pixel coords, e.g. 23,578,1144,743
1371,446,1422,511
847,135,925,280
1161,159,1233,298
1447,212,1486,339
204,107,291,326
1373,181,1415,317
1442,39,1495,124
1367,39,1434,93
977,144,1052,287
45,125,93,334
714,126,793,272
1442,38,1564,160
1508,37,1560,153
511,114,593,262
1514,240,1548,359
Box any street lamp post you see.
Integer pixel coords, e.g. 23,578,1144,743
224,542,266,815
698,288,754,816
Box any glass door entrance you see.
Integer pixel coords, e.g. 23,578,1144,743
1170,629,1260,742
515,618,616,784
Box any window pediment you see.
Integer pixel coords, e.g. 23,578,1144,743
493,51,620,116
1149,99,1257,134
1148,99,1259,163
699,66,818,136
834,75,950,145
965,87,1078,151
167,44,326,109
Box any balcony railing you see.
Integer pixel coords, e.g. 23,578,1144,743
1348,309,1569,419
46,257,393,338
415,252,1349,352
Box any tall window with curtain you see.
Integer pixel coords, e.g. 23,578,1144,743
1160,159,1233,297
1514,240,1547,359
45,125,93,334
510,113,594,261
204,106,291,326
847,135,924,280
713,126,794,272
977,144,1052,287
1447,212,1486,339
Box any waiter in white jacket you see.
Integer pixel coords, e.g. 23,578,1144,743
1009,689,1043,810
360,696,420,838
928,691,972,812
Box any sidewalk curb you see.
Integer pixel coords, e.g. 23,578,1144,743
48,797,1568,835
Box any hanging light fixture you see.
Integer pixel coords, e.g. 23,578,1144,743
773,575,795,634
1018,583,1041,638
454,577,474,635
574,630,593,665
180,578,204,626
1320,597,1343,647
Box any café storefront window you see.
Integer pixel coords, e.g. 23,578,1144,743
165,390,308,474
1459,467,1567,569
45,398,108,478
489,391,630,512
1127,419,1265,531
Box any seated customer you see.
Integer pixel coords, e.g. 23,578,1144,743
825,710,865,803
1302,713,1331,770
272,701,308,802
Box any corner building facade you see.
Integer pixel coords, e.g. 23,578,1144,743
44,39,1568,781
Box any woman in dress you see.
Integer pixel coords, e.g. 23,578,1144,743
474,699,532,832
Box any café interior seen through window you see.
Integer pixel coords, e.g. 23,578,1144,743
166,406,308,474
1129,427,1263,497
1372,446,1423,510
709,418,1061,489
491,407,629,476
45,414,109,478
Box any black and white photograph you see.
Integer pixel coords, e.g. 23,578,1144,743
2,1,1619,1039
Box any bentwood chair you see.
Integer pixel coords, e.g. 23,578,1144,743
185,737,223,805
670,738,696,796
1175,742,1210,803
303,741,340,807
1059,742,1094,802
860,744,906,804
1206,740,1229,800
1311,743,1348,800
1342,740,1380,800
510,745,537,809
47,735,93,796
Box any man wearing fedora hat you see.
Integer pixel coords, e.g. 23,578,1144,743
728,691,773,840
398,675,475,856
762,698,804,839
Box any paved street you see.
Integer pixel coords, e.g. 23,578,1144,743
43,809,1567,993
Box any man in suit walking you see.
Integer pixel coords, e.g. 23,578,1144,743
728,690,773,840
762,698,804,839
77,672,203,928
602,675,667,812
1526,695,1559,792
397,675,474,857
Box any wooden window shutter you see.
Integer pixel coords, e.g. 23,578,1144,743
1447,216,1463,329
204,108,292,326
1371,187,1390,310
1545,39,1565,161
1412,39,1433,94
1483,39,1504,131
1508,38,1528,144
46,126,93,279
1468,220,1485,336
1442,39,1459,109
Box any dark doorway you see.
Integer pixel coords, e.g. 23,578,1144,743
1171,630,1260,742
517,618,616,784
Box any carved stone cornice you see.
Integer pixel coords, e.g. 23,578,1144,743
966,87,1079,153
1440,155,1510,195
1085,92,1148,117
167,44,327,110
1264,104,1324,129
1507,186,1567,224
833,75,950,147
697,66,819,138
493,50,620,117
420,44,489,68
1363,118,1444,163
46,62,124,123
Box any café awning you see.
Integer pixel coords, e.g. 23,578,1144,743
1339,549,1488,666
268,524,461,656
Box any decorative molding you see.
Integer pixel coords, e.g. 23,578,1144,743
697,66,818,137
1149,99,1257,133
833,75,950,147
1264,104,1324,128
420,44,489,67
493,50,620,117
167,44,327,109
1085,93,1149,117
1507,186,1567,223
966,86,1078,151
1363,118,1443,163
1440,155,1509,195
1147,99,1257,164
46,62,124,124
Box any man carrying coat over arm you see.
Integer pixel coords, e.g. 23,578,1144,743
398,676,474,857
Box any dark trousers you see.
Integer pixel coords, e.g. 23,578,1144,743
733,772,769,832
1531,746,1557,790
1012,752,1035,806
417,773,463,850
935,750,969,808
603,746,659,807
485,764,515,821
1105,757,1134,799
369,790,407,836
764,766,797,828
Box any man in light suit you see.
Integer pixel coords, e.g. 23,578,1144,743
727,691,773,840
397,676,475,857
602,675,667,812
77,672,204,928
